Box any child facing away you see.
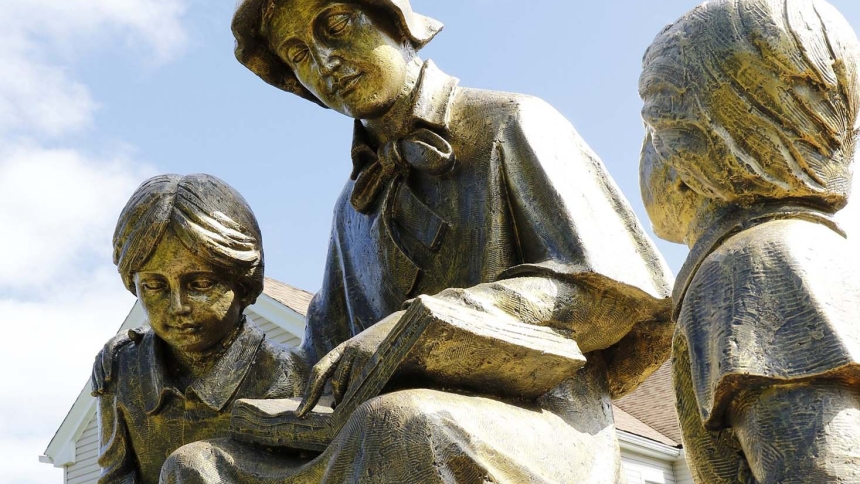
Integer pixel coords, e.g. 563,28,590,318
639,0,860,482
92,174,307,484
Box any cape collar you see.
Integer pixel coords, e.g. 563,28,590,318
350,60,459,180
139,318,265,415
672,202,845,321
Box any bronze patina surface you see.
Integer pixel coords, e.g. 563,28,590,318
93,174,307,483
640,0,860,482
100,1,675,483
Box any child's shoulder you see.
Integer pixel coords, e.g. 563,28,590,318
244,329,307,399
254,334,303,373
93,327,153,395
115,327,152,361
688,217,853,307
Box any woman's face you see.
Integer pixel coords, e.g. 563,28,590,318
267,1,412,119
134,229,243,354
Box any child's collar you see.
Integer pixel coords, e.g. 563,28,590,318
140,318,265,415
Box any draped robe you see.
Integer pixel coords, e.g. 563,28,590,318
160,61,673,484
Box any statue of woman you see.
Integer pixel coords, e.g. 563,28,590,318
639,0,860,482
158,1,674,482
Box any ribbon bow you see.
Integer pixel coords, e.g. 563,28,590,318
350,128,456,214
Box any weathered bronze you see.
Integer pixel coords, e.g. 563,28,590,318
94,1,679,482
92,174,307,483
639,0,860,482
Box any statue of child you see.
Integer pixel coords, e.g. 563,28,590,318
640,0,860,482
93,174,307,483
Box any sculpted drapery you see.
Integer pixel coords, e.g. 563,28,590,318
157,0,674,481
160,61,673,483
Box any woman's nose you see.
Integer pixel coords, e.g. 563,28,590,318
311,45,342,76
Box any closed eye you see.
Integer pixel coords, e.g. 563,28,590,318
189,278,216,291
287,45,309,64
325,13,351,36
141,280,166,291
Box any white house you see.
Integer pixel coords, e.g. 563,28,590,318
40,277,691,484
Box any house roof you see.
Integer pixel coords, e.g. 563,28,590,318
263,277,313,316
615,361,681,445
613,405,677,447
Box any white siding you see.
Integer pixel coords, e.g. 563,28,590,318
673,453,695,484
251,314,302,347
66,419,99,484
621,450,677,484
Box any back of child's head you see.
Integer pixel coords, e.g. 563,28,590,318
640,0,860,210
113,173,264,306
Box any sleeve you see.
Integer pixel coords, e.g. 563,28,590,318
96,393,139,484
423,97,674,397
682,223,860,426
496,96,672,300
260,343,312,399
299,190,355,367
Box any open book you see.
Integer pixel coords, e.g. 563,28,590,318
231,295,585,452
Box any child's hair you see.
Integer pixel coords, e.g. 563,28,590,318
640,0,860,209
112,174,264,306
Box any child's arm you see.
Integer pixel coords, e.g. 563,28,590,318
96,392,139,483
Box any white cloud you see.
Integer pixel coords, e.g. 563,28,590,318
0,1,190,482
0,144,154,291
0,144,154,483
0,0,188,138
0,46,97,137
0,0,188,63
0,439,63,484
0,270,137,484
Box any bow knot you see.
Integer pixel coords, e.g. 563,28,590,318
350,128,455,213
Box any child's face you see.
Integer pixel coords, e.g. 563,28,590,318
639,69,720,244
267,1,412,119
133,229,243,354
640,132,707,245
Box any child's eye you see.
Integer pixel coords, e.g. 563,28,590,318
142,281,166,291
190,278,216,291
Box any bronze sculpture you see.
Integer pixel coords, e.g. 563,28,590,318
96,1,675,482
639,0,860,482
93,174,306,483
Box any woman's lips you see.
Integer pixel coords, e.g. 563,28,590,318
333,73,363,96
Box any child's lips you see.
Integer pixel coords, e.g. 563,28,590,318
170,323,201,334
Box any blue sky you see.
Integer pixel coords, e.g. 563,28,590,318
3,1,860,482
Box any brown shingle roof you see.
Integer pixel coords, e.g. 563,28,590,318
612,405,677,447
615,361,681,445
263,277,314,316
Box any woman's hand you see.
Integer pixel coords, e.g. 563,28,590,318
296,311,404,416
90,328,146,396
